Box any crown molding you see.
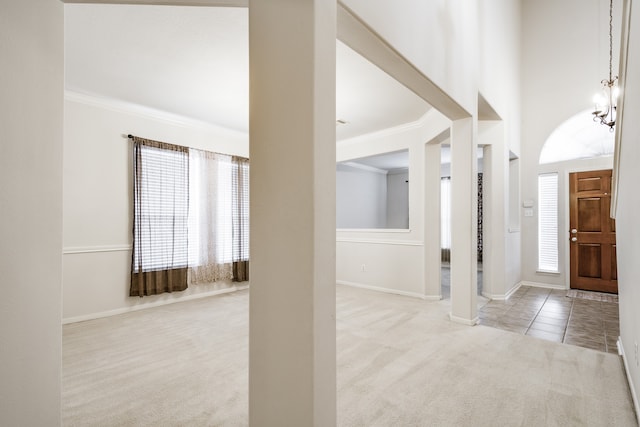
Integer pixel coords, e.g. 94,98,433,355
65,90,248,139
339,161,388,175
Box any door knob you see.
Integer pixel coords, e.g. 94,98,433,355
571,229,578,234
571,237,578,242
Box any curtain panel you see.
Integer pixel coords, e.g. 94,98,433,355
231,156,250,282
130,137,189,297
187,149,249,284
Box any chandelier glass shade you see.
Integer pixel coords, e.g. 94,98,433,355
593,77,618,130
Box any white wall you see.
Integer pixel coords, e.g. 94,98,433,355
478,0,522,156
386,170,409,229
0,1,63,425
342,0,478,114
63,93,249,322
478,0,523,294
614,0,640,411
336,164,387,228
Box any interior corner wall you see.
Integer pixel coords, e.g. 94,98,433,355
62,95,249,322
341,0,478,114
476,0,524,294
0,1,63,425
478,0,522,156
614,0,640,408
386,170,409,229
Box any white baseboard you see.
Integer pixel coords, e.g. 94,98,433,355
520,280,566,290
618,338,640,421
483,282,523,301
336,280,438,300
449,313,479,326
62,284,249,325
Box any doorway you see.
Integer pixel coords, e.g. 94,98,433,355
569,169,618,294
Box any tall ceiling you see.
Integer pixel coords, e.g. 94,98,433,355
64,4,431,141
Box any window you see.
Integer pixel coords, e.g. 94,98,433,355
131,136,249,297
131,139,190,296
441,177,451,250
132,141,189,273
538,173,559,272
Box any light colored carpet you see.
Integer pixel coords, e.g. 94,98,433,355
63,285,637,426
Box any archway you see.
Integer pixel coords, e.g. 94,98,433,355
539,109,614,165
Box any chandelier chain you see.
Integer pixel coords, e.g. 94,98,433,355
609,0,613,82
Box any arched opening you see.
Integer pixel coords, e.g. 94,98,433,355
539,109,614,165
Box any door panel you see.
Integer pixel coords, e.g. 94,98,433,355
577,177,602,192
577,198,602,231
577,244,601,278
570,169,618,293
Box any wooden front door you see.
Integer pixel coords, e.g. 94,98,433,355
569,169,617,293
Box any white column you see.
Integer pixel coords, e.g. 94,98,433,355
424,142,442,298
450,117,478,324
0,2,63,426
481,122,508,298
248,1,336,426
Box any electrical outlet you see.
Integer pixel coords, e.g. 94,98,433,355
361,264,366,272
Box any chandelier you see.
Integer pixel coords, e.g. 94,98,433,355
592,0,618,131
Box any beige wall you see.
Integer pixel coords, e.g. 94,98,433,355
63,93,249,321
615,0,640,412
0,1,64,425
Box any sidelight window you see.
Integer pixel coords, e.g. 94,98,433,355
538,173,559,272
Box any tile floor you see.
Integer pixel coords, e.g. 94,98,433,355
478,285,620,354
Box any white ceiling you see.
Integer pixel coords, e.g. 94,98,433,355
346,150,409,171
64,4,431,141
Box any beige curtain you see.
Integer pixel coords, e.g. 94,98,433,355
130,137,189,297
188,150,249,284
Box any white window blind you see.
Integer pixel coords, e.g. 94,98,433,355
441,177,451,250
132,142,189,273
538,173,559,272
232,159,250,262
